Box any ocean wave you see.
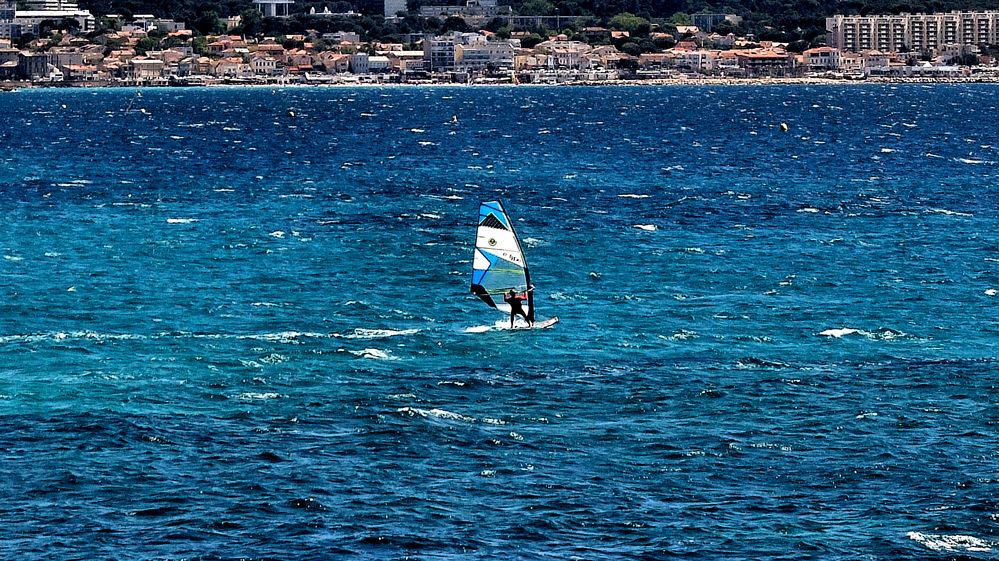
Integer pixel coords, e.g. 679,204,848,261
633,224,657,231
0,331,148,344
925,208,973,217
238,331,326,342
907,532,992,553
819,328,863,338
548,291,587,301
619,193,650,199
234,392,283,401
397,407,475,423
0,331,327,345
340,328,420,339
659,329,697,341
349,348,396,360
166,218,197,224
819,327,908,340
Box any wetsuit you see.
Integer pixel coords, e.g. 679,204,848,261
503,292,531,327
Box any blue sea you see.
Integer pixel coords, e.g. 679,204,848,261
1,83,998,560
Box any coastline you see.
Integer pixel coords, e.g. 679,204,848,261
5,74,999,91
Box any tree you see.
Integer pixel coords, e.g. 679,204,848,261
609,12,649,35
618,40,641,55
194,10,223,36
520,32,545,48
135,36,160,54
787,39,809,52
59,17,81,34
38,19,58,36
521,0,557,16
239,8,264,38
192,36,210,55
670,12,691,25
441,16,470,33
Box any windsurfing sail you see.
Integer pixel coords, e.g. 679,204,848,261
471,200,535,322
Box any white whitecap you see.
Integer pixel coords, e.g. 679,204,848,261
633,224,657,231
819,328,861,338
926,208,972,217
797,207,821,213
344,328,419,339
350,348,395,360
907,532,992,553
619,194,650,199
166,218,197,224
235,392,282,401
398,406,475,422
986,289,997,296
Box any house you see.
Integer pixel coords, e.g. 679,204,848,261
62,63,98,81
130,57,164,79
736,49,794,77
638,52,674,69
385,50,424,73
213,56,249,77
316,51,349,73
368,55,390,72
674,49,717,73
803,46,840,71
251,55,278,75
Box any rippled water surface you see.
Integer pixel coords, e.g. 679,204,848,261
1,84,998,560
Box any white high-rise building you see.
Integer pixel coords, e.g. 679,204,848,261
253,0,294,18
827,11,999,52
22,0,79,9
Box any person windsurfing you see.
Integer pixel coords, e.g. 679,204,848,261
503,285,534,328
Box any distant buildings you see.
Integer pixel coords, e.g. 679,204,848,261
384,0,406,18
0,0,18,39
22,0,79,9
0,0,96,38
827,11,999,52
690,13,743,33
253,0,294,18
418,0,511,22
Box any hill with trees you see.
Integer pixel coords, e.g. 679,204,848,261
72,0,999,48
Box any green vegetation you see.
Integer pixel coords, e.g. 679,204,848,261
74,0,999,50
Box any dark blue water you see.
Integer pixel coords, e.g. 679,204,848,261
1,84,998,560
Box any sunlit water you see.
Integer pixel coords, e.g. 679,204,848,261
1,84,998,560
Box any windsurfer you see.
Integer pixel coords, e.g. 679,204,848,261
504,286,534,328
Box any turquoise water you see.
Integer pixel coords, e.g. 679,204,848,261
1,84,998,559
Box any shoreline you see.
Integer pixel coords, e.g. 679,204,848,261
5,75,999,91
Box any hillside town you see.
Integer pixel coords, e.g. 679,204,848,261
3,0,999,87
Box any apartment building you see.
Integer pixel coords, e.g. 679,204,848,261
827,11,999,52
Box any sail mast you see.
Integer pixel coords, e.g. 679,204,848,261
504,203,535,323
